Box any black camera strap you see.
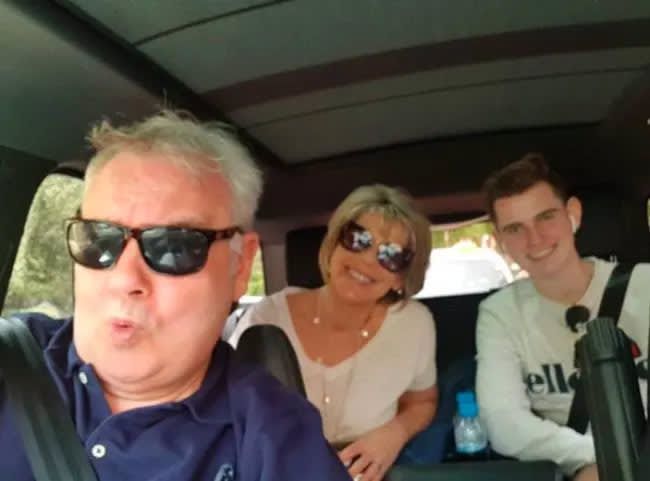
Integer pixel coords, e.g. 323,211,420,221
566,262,635,434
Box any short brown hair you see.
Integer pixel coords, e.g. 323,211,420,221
318,184,431,305
482,152,568,222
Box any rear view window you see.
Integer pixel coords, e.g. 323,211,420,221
415,218,527,299
244,248,265,303
2,174,83,317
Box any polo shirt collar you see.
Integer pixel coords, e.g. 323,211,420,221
182,340,233,425
43,319,84,378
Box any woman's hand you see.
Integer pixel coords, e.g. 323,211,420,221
338,420,408,481
573,464,599,481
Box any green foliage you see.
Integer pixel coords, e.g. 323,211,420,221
2,174,83,317
431,221,494,249
247,250,266,295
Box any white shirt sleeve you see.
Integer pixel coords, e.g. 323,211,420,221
407,303,437,391
476,303,595,476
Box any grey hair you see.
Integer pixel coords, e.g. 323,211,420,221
84,110,263,229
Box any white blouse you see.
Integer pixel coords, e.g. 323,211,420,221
229,287,437,445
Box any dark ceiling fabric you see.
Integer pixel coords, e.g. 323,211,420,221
258,126,598,220
574,187,650,263
419,292,493,374
133,0,288,45
17,0,283,167
285,226,327,288
205,18,650,111
599,66,650,181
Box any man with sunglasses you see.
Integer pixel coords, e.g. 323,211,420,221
0,111,351,481
475,154,649,481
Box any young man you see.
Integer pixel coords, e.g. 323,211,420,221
0,111,351,481
475,153,648,481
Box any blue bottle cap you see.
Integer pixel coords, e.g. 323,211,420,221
459,401,478,418
456,391,475,405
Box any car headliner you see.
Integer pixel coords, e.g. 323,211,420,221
2,1,650,223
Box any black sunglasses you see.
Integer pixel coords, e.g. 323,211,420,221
66,219,242,276
338,221,414,273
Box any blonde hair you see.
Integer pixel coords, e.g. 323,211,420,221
318,184,431,304
85,110,263,229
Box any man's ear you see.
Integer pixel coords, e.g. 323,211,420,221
232,232,259,300
566,196,583,232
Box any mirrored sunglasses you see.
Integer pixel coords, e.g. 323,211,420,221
338,221,413,273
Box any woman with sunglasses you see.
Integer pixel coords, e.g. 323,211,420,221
230,184,437,481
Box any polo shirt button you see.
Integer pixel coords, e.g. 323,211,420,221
78,371,88,385
91,444,106,458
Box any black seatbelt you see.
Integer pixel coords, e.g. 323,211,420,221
0,317,98,481
635,316,650,481
597,263,636,322
567,262,636,434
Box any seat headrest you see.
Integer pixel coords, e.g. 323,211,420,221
234,325,307,397
285,226,327,288
574,188,649,262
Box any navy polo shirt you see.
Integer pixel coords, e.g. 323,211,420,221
0,314,350,481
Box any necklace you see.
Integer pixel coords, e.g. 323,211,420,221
312,289,374,443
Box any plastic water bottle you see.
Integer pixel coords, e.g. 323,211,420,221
453,391,489,460
453,391,476,429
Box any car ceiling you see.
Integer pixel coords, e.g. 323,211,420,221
3,1,650,220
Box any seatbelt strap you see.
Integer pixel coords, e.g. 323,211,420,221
597,262,636,322
567,262,635,434
0,317,98,481
635,312,650,480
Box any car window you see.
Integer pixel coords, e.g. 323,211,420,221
247,249,265,296
2,173,83,317
244,249,265,304
415,218,528,299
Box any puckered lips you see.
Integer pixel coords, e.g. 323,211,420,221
108,317,141,346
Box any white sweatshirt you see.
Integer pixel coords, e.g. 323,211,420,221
476,258,649,475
